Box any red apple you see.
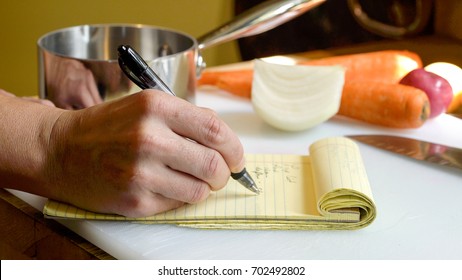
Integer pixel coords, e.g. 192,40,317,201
399,68,453,118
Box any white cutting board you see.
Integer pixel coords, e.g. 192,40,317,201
10,88,462,259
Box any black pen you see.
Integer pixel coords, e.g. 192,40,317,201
117,45,260,194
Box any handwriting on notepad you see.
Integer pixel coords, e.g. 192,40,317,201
249,160,303,185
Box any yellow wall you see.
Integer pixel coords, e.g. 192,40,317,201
0,0,241,96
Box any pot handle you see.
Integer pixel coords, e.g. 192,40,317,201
197,0,326,50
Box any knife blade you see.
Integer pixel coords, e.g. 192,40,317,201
346,135,462,171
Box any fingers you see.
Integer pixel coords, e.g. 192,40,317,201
146,90,245,173
173,106,245,173
117,192,185,218
107,162,213,218
146,164,212,203
144,132,231,190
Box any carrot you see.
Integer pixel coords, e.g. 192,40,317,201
197,69,253,87
338,81,430,128
197,50,422,99
300,50,422,84
215,72,254,99
198,69,254,99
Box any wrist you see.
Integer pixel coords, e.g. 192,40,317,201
41,108,77,199
0,95,69,197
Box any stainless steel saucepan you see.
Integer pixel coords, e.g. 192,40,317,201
37,0,325,109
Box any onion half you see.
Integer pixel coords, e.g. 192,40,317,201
251,59,345,131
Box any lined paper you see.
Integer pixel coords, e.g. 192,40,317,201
44,137,376,230
118,154,322,222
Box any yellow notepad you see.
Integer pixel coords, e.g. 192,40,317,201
43,137,376,230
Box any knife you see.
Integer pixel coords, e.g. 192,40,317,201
346,135,462,171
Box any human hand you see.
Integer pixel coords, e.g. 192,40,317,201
45,90,244,217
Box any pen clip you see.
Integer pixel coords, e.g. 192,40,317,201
117,45,175,96
118,45,149,90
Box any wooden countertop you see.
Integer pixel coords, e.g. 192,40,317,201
0,188,114,259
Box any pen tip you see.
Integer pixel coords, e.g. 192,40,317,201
249,183,261,195
231,168,261,195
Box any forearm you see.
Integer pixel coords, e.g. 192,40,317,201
0,93,63,196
